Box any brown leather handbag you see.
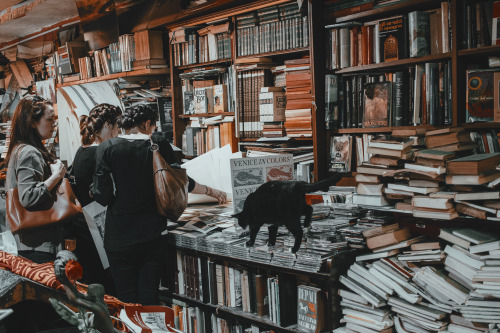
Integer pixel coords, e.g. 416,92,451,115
151,139,188,221
6,145,82,234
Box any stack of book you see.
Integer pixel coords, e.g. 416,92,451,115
170,27,197,66
412,196,458,220
353,135,414,207
196,22,232,63
283,58,312,138
259,86,286,138
425,128,475,153
445,153,500,219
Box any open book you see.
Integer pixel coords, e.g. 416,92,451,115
119,305,179,333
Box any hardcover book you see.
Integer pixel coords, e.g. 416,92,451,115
408,11,430,58
194,87,214,114
363,82,392,127
466,69,497,122
325,74,339,129
379,15,408,62
259,91,287,122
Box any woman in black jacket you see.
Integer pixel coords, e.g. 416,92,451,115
92,104,226,305
68,103,122,293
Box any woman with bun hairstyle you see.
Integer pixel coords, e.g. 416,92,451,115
4,95,66,264
67,103,122,292
93,104,226,305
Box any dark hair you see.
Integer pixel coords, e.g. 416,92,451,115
80,103,122,146
3,95,54,166
118,104,158,130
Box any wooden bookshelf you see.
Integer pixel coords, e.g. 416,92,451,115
56,68,170,88
177,59,232,70
178,112,234,119
235,47,309,61
159,291,305,333
333,52,452,74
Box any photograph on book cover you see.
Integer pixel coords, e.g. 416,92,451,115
230,154,293,213
57,80,122,164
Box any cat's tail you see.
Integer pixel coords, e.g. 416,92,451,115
298,173,347,193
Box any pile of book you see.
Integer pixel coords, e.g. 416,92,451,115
196,22,232,63
283,57,312,138
259,86,286,138
333,222,500,333
353,134,416,207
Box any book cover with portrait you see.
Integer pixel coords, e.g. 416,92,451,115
363,82,392,128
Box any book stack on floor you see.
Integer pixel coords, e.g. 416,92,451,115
283,57,313,138
425,128,475,154
412,195,459,221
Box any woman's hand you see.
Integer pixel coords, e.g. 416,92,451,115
50,160,66,179
206,186,227,204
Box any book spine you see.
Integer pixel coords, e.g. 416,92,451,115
340,28,351,68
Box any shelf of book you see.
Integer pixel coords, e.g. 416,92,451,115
178,112,235,119
457,45,500,58
159,290,304,333
333,0,442,24
177,59,232,70
332,52,452,75
235,47,309,61
462,122,500,130
56,68,170,88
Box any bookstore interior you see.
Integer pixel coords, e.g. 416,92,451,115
1,0,500,332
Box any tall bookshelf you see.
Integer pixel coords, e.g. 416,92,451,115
321,0,500,178
164,0,321,170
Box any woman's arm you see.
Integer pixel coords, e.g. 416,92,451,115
191,181,227,204
92,144,114,206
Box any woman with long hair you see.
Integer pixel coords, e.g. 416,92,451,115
67,103,122,293
93,104,226,305
4,95,66,264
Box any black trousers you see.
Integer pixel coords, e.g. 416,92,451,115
106,237,164,305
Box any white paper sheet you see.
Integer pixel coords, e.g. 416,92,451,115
181,144,242,204
82,201,109,269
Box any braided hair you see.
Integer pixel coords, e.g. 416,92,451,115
118,104,158,130
80,103,122,146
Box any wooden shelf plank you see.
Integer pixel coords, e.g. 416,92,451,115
333,0,442,24
332,53,452,74
56,68,170,88
177,59,232,70
159,290,304,333
178,112,235,118
462,122,500,129
239,137,313,142
458,45,500,57
235,47,309,61
330,125,449,135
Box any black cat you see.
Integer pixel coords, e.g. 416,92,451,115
232,175,344,253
